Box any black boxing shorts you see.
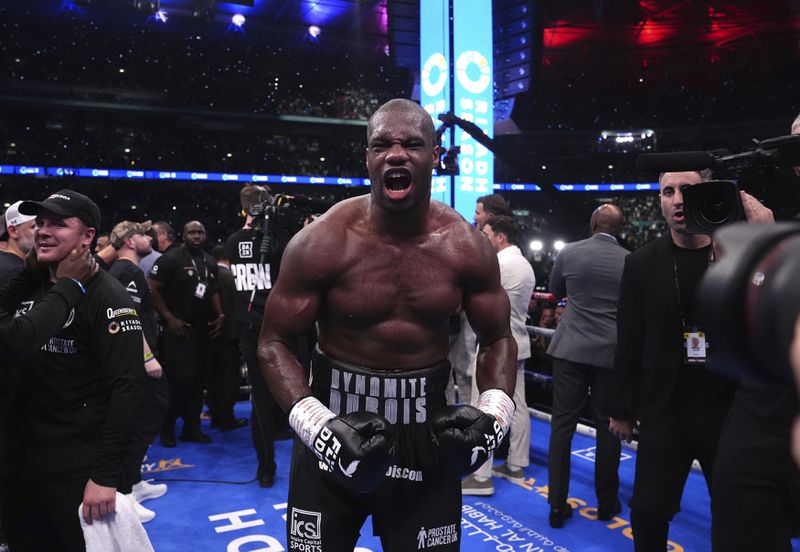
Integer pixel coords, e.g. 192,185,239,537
285,347,462,552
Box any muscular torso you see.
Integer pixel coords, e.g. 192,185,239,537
292,197,489,371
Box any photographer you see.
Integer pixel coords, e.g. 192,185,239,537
794,315,800,466
224,185,286,488
609,169,770,550
710,118,800,552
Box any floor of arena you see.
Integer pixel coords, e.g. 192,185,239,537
140,402,796,552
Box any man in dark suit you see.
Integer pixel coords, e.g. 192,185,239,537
546,204,628,528
609,170,771,550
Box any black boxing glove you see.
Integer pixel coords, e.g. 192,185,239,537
430,389,515,478
289,396,394,493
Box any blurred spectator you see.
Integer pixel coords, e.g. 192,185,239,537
473,194,511,230
0,201,36,287
94,234,110,253
206,243,246,432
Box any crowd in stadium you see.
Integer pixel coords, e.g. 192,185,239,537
1,2,409,118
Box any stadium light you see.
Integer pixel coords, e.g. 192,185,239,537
529,240,544,252
308,25,321,40
60,0,90,11
554,240,566,252
231,14,246,28
134,0,158,15
192,0,214,21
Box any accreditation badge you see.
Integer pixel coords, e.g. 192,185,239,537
194,282,207,299
683,326,708,364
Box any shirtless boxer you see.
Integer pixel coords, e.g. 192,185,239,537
258,98,517,551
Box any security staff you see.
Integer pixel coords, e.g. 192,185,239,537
0,189,146,552
149,220,224,446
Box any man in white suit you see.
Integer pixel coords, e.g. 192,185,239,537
463,215,536,496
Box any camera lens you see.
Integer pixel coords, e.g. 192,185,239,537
700,192,731,224
698,222,800,383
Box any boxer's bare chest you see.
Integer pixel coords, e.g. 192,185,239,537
325,230,464,327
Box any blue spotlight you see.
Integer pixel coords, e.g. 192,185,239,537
60,0,86,12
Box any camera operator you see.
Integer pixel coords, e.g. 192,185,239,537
793,315,800,466
224,184,286,487
710,117,800,552
609,169,771,550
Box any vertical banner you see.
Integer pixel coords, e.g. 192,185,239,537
453,1,494,221
419,0,450,206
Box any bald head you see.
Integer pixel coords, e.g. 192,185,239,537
590,204,624,235
367,98,436,148
183,220,207,250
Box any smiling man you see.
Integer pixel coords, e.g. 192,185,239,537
258,98,517,552
0,189,146,551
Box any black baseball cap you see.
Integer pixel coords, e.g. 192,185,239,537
19,189,101,230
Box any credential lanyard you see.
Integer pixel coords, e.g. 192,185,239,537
185,247,208,282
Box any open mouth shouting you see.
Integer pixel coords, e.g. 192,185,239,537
383,168,413,200
673,210,685,224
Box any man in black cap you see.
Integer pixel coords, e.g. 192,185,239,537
0,189,146,552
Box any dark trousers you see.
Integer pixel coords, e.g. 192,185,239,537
240,323,284,477
1,470,87,552
547,358,620,508
630,401,729,551
206,338,241,424
162,327,214,434
711,402,800,552
119,373,169,493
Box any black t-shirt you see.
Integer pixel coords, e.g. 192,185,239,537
0,251,24,289
149,245,218,326
225,228,281,325
734,378,797,435
7,270,146,484
109,258,158,351
672,242,736,409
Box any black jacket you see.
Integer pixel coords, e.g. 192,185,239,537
4,270,146,485
610,233,735,423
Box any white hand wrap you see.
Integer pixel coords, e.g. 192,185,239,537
476,389,515,437
289,396,337,449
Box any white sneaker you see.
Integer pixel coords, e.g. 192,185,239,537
131,498,156,523
131,480,167,503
